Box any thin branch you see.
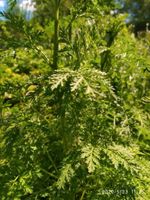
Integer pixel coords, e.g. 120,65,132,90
80,189,86,200
40,168,58,179
47,151,58,173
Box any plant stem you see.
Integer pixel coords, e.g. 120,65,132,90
53,0,60,70
47,151,58,173
40,168,58,179
80,189,86,200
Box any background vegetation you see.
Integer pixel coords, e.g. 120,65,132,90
0,0,150,199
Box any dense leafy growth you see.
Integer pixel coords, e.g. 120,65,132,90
0,0,150,199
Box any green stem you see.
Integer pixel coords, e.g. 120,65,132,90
0,97,3,124
53,0,61,70
40,168,58,179
47,151,58,173
80,189,86,200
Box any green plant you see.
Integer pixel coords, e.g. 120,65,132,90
0,0,150,199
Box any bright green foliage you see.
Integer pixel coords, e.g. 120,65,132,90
0,0,150,199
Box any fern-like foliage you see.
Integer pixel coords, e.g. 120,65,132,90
49,67,116,100
105,144,140,171
56,163,75,189
81,143,100,173
0,0,150,199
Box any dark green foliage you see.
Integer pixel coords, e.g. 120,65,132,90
119,0,150,36
119,0,150,23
